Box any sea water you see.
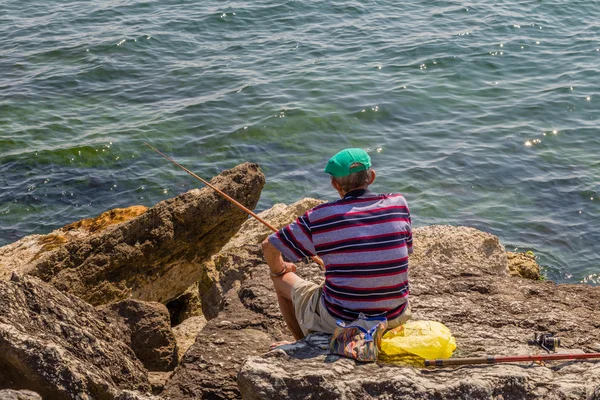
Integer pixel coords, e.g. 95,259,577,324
0,0,598,283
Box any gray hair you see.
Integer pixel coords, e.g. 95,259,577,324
332,167,372,193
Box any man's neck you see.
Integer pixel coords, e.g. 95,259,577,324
342,187,371,198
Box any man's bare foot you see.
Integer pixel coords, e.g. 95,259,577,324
269,340,295,350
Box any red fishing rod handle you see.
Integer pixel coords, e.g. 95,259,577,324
425,357,496,367
425,352,600,367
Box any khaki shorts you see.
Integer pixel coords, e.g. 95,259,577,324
291,279,412,336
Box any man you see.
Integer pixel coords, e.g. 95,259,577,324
262,148,413,347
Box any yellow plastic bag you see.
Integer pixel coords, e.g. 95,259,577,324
379,320,456,362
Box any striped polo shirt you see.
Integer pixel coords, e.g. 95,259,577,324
268,188,412,322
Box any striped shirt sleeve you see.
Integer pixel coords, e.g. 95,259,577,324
268,212,316,262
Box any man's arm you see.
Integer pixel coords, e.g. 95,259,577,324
268,213,316,261
261,239,297,276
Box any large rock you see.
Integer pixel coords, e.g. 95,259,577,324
101,299,178,372
158,208,600,400
166,283,204,327
172,316,208,362
0,206,148,280
0,162,265,305
162,198,324,399
237,225,600,400
507,251,542,280
0,274,151,399
161,266,277,400
162,242,302,400
0,390,42,400
198,198,324,320
238,333,600,399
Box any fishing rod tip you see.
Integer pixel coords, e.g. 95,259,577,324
144,142,158,151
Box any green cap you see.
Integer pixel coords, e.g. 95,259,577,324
324,148,372,177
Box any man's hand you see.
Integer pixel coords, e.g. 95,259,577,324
282,262,297,274
262,238,296,277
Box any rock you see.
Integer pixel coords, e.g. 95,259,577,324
0,275,151,399
162,198,327,399
239,339,600,399
0,390,42,400
198,198,324,320
63,206,150,236
0,163,265,305
408,225,509,279
508,251,542,280
237,225,600,400
160,245,268,399
102,299,178,372
162,251,325,400
161,268,282,400
0,206,148,280
172,316,208,362
147,372,173,396
167,283,203,326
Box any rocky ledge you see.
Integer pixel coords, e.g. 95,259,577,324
0,162,265,399
1,163,599,399
0,162,265,306
0,273,151,399
160,207,600,399
235,225,600,400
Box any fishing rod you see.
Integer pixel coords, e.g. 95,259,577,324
145,142,325,267
425,352,600,367
425,332,600,367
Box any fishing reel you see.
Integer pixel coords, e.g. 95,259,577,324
528,333,560,353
